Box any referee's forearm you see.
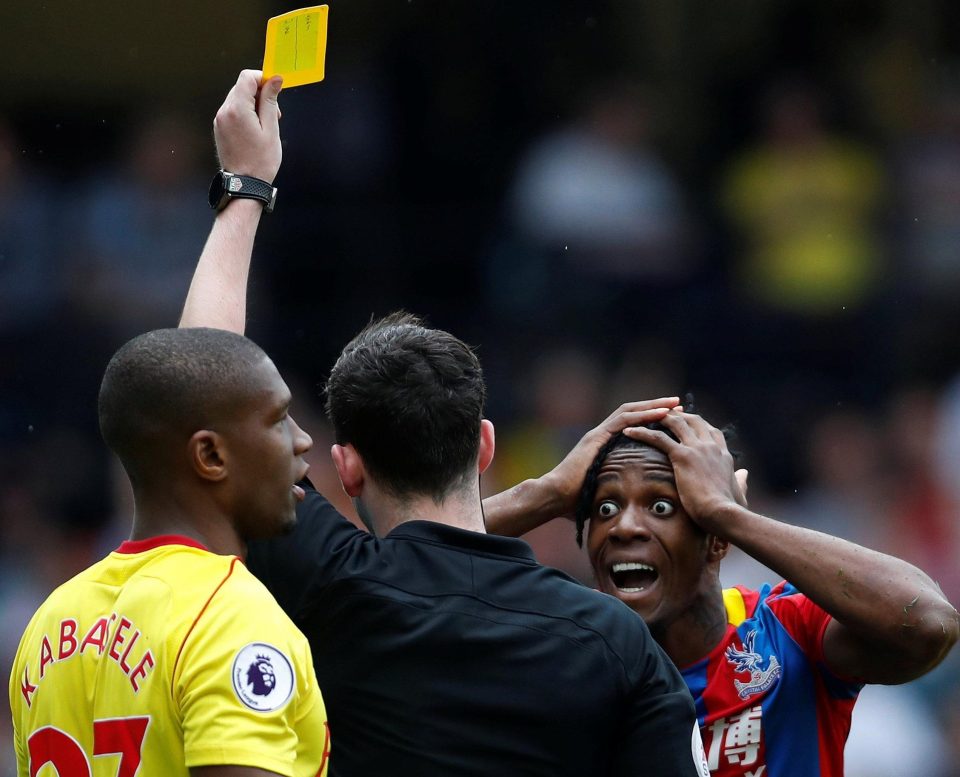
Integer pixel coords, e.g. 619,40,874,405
180,199,262,333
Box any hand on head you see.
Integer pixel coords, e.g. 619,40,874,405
623,410,747,534
213,69,284,182
544,398,680,518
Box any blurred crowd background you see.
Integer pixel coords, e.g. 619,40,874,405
2,1,960,773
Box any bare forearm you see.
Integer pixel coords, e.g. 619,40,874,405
179,200,263,333
484,401,679,537
483,476,565,537
715,504,959,677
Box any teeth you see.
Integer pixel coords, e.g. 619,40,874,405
612,562,655,573
619,587,642,593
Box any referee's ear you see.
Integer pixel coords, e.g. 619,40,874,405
478,419,495,475
331,442,364,497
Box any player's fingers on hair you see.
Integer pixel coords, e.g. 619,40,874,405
602,398,679,431
622,426,678,452
708,423,727,445
678,411,714,440
606,398,680,422
657,410,694,438
612,407,673,429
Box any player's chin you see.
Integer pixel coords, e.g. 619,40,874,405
275,505,299,535
252,502,298,540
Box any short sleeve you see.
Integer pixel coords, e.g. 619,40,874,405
174,563,326,776
764,581,833,663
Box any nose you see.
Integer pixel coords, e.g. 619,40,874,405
290,415,313,455
607,506,651,543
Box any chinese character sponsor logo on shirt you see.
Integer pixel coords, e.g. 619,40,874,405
705,705,766,776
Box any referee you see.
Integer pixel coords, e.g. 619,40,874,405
181,69,708,777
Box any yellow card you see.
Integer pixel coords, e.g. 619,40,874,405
263,5,329,88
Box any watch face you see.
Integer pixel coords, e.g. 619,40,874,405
208,172,227,209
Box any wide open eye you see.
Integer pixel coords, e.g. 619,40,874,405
651,499,675,517
596,500,620,520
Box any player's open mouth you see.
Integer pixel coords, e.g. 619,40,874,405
610,562,658,593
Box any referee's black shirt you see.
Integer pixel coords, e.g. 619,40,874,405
248,483,701,776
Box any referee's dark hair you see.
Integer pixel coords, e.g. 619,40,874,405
325,311,486,502
98,327,269,487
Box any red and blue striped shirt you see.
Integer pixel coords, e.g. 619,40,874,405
681,582,861,777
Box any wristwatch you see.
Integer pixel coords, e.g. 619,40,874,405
208,171,277,213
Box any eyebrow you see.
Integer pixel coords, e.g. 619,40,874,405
645,472,676,484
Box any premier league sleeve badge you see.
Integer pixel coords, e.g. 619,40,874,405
231,642,296,712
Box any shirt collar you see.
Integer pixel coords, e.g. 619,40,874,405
385,520,538,564
116,534,210,554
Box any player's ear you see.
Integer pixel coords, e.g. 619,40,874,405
478,419,495,475
331,443,365,497
706,534,729,563
189,430,228,482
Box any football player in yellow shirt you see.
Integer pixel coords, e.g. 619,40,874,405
9,323,329,776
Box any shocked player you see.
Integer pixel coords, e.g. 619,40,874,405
568,411,958,776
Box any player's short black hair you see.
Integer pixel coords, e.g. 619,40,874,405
98,327,270,486
325,311,486,502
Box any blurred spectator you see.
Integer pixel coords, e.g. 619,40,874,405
722,79,886,316
715,79,890,487
776,407,890,545
893,82,960,301
0,121,61,332
891,80,960,376
489,80,696,355
0,122,62,441
510,80,689,279
67,111,210,337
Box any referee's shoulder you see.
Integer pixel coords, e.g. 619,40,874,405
546,569,649,634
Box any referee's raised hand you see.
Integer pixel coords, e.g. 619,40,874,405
213,69,283,183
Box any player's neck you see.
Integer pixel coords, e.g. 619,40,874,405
129,487,245,558
654,587,728,668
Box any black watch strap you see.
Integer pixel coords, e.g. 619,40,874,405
209,171,278,213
